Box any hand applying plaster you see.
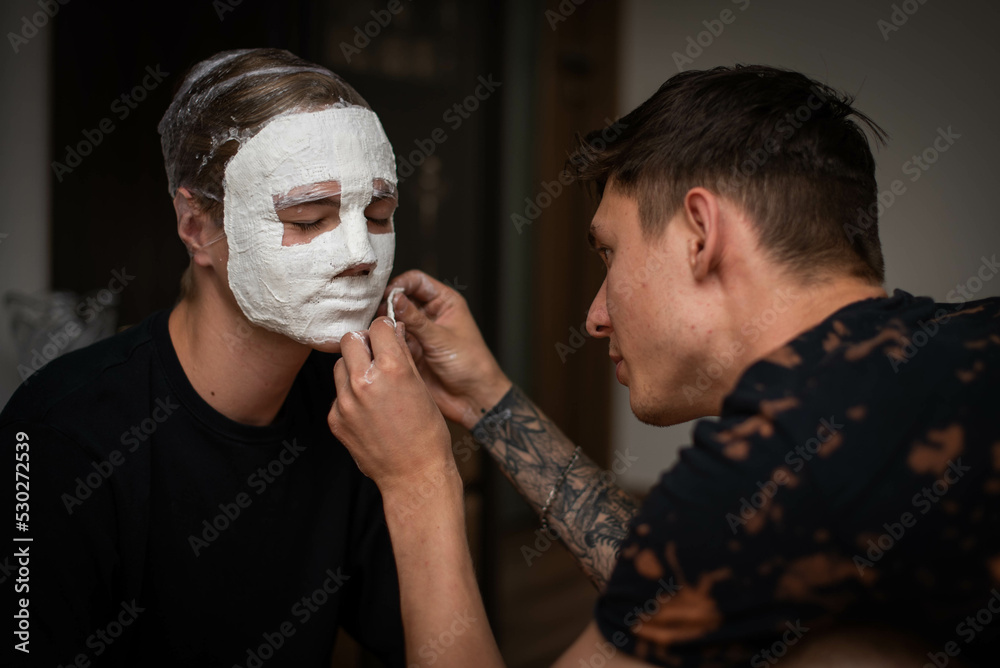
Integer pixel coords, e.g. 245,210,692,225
378,271,512,428
328,315,504,668
329,317,453,494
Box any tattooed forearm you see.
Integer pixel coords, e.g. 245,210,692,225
471,385,640,589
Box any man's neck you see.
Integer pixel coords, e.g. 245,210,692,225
751,277,888,360
168,293,312,427
708,275,888,414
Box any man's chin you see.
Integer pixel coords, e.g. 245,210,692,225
310,340,342,354
629,389,710,427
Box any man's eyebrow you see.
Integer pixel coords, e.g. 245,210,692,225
587,223,602,250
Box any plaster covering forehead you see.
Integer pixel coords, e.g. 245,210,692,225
157,47,365,203
223,106,398,345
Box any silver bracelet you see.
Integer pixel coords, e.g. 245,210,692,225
540,446,581,532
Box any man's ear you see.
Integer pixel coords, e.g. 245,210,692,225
681,187,722,282
174,187,223,268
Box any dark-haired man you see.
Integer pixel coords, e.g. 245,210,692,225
330,65,1000,666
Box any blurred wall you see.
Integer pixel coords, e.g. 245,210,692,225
0,0,50,405
613,0,1000,491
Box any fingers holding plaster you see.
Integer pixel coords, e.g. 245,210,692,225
340,330,374,376
389,292,438,342
368,317,405,361
387,286,405,325
386,270,443,306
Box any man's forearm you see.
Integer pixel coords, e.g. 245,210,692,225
470,385,639,589
381,465,504,668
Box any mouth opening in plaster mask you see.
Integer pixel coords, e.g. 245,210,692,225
223,106,398,348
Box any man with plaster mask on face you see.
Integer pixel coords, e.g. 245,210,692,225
0,49,406,667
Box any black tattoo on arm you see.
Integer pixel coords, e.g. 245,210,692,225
472,386,639,589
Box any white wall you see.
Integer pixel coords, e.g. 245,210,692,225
0,0,51,405
614,0,1000,491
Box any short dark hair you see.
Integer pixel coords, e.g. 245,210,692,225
569,65,888,284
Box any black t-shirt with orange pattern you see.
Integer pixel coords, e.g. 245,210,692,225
595,289,1000,667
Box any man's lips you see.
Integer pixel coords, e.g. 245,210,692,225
610,352,625,383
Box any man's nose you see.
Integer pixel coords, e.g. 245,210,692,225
335,262,376,278
336,212,377,277
586,279,612,339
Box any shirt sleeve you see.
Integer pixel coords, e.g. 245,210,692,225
594,377,869,667
5,419,133,667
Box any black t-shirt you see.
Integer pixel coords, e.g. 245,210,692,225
596,290,1000,667
3,310,404,667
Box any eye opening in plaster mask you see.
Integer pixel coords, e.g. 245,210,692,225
274,179,398,248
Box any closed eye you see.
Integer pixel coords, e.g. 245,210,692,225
292,220,324,232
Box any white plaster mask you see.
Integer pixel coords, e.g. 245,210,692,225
222,106,397,345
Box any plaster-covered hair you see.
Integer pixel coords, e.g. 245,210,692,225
158,48,369,222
